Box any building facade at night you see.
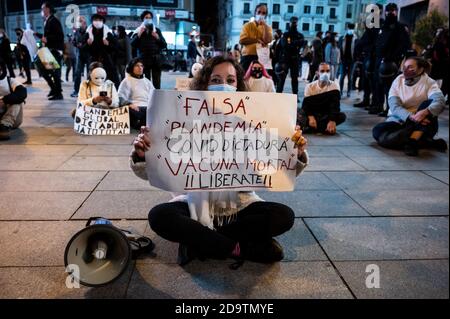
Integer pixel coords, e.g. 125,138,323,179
224,0,390,47
2,0,197,50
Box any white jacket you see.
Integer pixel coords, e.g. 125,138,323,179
118,73,155,107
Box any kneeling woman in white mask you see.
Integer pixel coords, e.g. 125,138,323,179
130,56,309,267
77,62,119,109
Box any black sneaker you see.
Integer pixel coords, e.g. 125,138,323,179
49,94,64,101
242,238,284,263
0,124,11,141
177,244,205,266
378,110,388,117
430,138,448,152
70,91,78,98
354,101,367,108
404,139,419,156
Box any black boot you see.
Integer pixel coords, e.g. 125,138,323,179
428,138,448,152
404,138,419,156
241,238,284,263
0,124,11,141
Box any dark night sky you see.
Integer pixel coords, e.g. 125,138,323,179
194,0,218,45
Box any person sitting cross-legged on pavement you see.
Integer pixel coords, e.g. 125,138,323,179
372,56,447,156
0,59,27,141
297,62,346,135
118,58,155,130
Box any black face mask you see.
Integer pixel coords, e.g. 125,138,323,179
385,13,398,24
251,69,263,79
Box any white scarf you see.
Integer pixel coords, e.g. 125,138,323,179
187,191,239,230
87,24,111,41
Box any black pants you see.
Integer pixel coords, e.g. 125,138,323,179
129,107,147,130
372,100,438,149
276,60,300,95
339,61,353,95
297,110,347,133
240,55,258,74
74,56,89,94
144,55,163,89
372,58,396,111
148,201,295,260
41,49,62,95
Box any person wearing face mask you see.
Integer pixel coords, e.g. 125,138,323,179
130,56,309,267
244,60,275,92
372,57,447,156
131,10,167,90
0,58,27,141
239,4,273,73
75,62,119,114
115,26,132,82
370,3,411,117
276,17,305,99
338,23,357,98
118,58,155,130
86,14,120,89
297,63,346,135
71,16,89,98
34,2,64,100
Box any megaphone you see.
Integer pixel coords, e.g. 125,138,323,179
65,217,152,287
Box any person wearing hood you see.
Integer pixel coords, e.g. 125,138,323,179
118,58,155,130
244,60,275,92
0,58,27,141
297,62,346,135
372,56,447,156
131,10,167,89
76,62,119,111
86,14,120,88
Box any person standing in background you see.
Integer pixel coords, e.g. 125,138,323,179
0,29,16,78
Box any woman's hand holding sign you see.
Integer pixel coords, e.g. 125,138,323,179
292,125,308,158
133,126,151,159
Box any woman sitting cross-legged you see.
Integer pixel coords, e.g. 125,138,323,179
372,56,447,156
130,56,309,266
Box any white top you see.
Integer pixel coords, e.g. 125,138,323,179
118,73,155,107
245,77,276,93
304,80,340,97
77,80,119,108
0,77,22,98
389,73,442,114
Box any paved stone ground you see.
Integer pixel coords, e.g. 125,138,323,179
0,70,448,299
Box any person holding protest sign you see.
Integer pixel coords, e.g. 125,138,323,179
72,62,119,118
130,56,308,267
118,58,155,130
244,60,275,93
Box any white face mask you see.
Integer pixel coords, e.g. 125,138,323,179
90,68,107,87
41,11,45,18
93,21,103,29
255,15,265,23
319,72,330,82
207,84,237,92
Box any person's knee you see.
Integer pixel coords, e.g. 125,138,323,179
270,203,295,235
372,124,384,141
148,203,173,233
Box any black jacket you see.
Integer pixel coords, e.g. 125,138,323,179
1,77,27,105
36,15,64,51
131,27,167,65
72,27,89,61
0,37,13,63
278,29,304,62
375,18,411,64
187,41,198,59
88,28,119,62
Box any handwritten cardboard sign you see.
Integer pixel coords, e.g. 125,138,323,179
146,90,298,192
74,103,130,135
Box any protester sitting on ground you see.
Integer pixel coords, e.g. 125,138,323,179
0,59,27,141
130,55,309,267
297,62,346,135
372,56,447,156
72,62,119,118
244,60,275,92
118,58,155,130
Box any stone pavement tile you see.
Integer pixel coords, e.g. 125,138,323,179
0,145,84,156
12,127,73,137
346,190,449,216
305,217,449,261
77,145,133,156
57,156,130,171
260,191,369,217
26,109,71,117
128,261,353,299
351,155,449,171
424,170,449,185
0,171,107,191
334,260,449,299
337,145,404,158
325,171,448,191
305,157,366,171
0,192,90,220
0,135,61,145
306,146,344,157
0,265,134,299
342,130,374,139
97,171,159,191
50,135,134,145
0,155,72,171
73,191,172,219
0,220,147,268
138,218,327,264
306,134,364,146
20,117,59,127
294,172,340,190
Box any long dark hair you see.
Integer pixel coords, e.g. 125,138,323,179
405,56,432,74
189,56,247,91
